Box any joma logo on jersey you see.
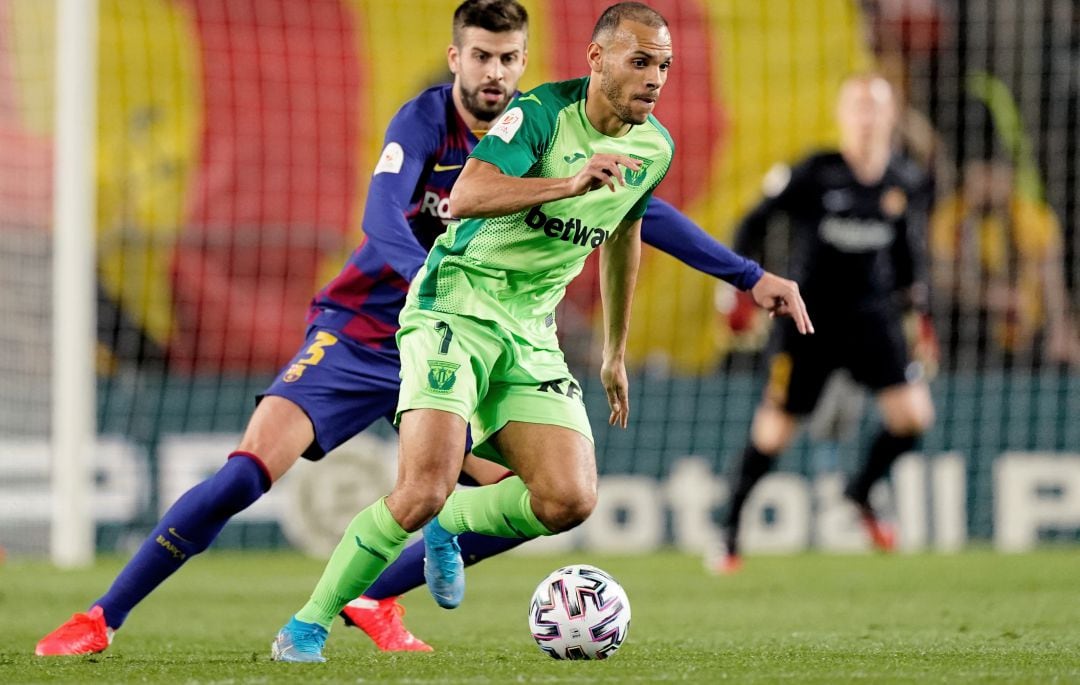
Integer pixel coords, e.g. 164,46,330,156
525,205,610,247
427,360,460,394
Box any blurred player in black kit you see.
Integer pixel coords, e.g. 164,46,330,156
710,73,937,574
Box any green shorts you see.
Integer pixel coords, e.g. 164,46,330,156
396,306,593,463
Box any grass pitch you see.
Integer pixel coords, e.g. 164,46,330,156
2,549,1079,683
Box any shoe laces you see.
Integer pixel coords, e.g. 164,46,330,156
371,599,409,639
288,621,327,652
431,532,461,562
52,608,110,645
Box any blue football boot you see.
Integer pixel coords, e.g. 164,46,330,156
422,517,465,609
270,616,328,663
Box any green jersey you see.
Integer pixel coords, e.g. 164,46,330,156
411,77,674,343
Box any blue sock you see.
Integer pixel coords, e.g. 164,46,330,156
362,532,528,600
94,453,270,629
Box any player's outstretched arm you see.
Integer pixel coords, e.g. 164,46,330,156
640,197,764,289
599,218,641,429
641,197,813,334
449,154,642,218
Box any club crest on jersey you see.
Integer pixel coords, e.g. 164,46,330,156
282,363,306,383
490,107,524,143
525,205,610,247
624,154,653,187
426,360,460,394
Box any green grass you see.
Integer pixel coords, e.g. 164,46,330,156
2,550,1079,683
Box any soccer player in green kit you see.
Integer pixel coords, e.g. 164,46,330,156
271,2,676,662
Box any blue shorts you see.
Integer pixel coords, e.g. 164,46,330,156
260,326,402,460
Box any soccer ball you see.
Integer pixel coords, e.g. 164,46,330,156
527,564,631,660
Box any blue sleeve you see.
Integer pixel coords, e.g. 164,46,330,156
641,197,764,291
360,102,442,281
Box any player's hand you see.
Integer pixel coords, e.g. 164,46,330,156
749,271,814,334
601,355,630,428
569,154,641,196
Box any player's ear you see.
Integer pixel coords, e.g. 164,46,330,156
586,42,603,73
447,44,459,75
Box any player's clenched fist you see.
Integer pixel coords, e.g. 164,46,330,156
569,154,641,195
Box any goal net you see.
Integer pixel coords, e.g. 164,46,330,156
0,0,1076,560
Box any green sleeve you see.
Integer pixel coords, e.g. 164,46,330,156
624,188,655,222
624,118,675,221
469,88,557,177
624,159,671,221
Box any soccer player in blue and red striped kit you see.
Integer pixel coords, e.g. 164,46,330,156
36,0,809,657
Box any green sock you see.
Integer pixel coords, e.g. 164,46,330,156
294,497,410,629
437,476,553,538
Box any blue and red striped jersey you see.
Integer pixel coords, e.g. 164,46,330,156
307,84,474,350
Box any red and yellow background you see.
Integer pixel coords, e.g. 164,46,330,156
0,0,870,374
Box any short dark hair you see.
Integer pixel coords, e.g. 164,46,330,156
591,2,668,42
452,0,529,46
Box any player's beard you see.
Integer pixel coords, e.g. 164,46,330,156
459,81,509,122
600,67,648,126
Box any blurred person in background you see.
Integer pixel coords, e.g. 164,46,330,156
709,73,937,575
929,158,1080,369
862,0,956,196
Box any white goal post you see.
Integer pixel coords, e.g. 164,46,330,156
50,0,98,567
